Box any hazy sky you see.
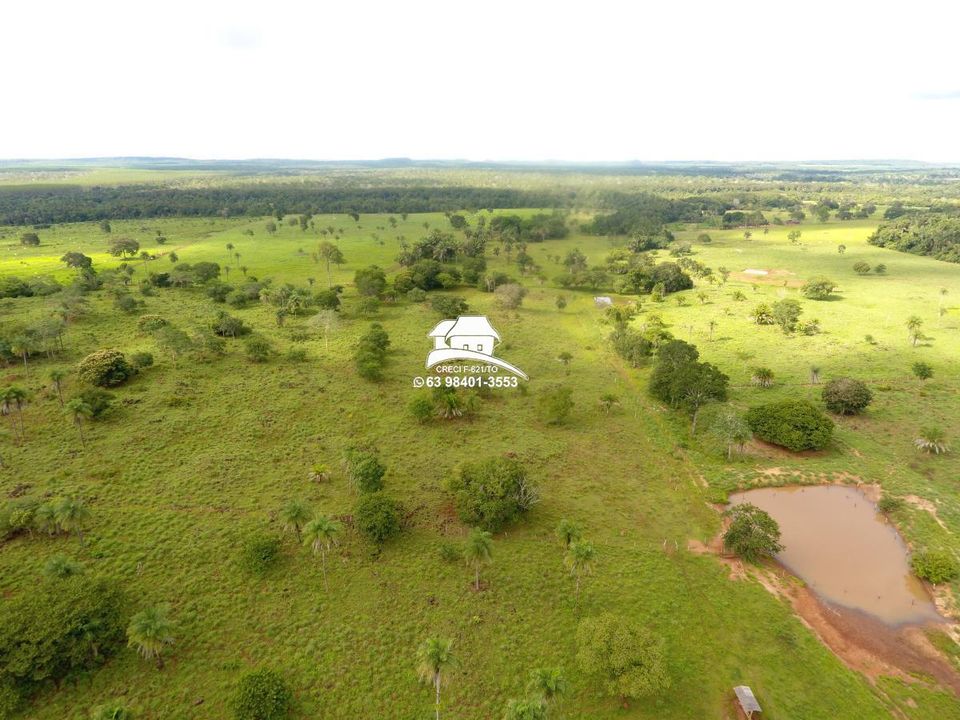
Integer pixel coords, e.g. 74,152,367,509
5,0,960,162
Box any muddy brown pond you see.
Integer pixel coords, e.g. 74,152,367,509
730,485,941,625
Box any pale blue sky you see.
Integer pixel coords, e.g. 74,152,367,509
5,0,960,162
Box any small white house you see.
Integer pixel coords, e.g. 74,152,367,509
429,316,500,355
444,316,500,355
428,319,457,350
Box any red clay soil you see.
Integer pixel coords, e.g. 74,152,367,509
688,536,960,696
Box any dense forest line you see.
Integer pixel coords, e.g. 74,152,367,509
0,185,566,226
868,212,960,263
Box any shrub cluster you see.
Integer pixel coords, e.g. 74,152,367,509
448,456,538,532
821,377,872,415
354,323,390,381
77,350,136,387
0,577,126,710
746,400,834,451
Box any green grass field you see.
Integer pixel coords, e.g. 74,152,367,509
1,211,959,719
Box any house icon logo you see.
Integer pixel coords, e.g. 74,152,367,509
426,315,528,379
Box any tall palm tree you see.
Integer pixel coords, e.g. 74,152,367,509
303,515,340,590
65,398,93,448
564,540,596,602
555,519,582,548
280,499,311,543
416,637,454,720
464,528,493,591
54,497,90,544
127,605,175,669
2,386,28,440
49,369,66,407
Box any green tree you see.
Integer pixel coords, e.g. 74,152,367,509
303,516,340,590
576,613,670,702
771,298,802,333
822,377,873,415
318,241,345,287
279,500,311,543
416,638,455,720
906,315,924,346
707,408,752,460
127,605,175,669
723,503,783,562
449,456,538,531
464,527,493,590
355,492,402,546
800,277,836,300
77,349,136,387
853,261,871,274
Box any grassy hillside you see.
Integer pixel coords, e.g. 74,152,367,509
1,213,958,718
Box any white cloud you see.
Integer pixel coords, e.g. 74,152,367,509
3,0,960,161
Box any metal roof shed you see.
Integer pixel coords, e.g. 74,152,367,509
733,686,761,718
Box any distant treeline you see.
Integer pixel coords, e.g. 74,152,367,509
0,185,565,226
868,212,960,263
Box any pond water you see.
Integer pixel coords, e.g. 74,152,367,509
729,485,941,625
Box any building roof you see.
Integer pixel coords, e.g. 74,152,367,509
445,316,500,341
733,686,761,713
427,319,457,337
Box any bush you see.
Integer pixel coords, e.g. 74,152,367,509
406,287,427,303
212,311,251,338
912,361,933,380
0,577,126,701
409,395,433,423
130,352,154,369
576,613,670,700
355,492,402,546
911,551,960,585
877,496,905,514
285,348,308,363
746,400,834,451
77,350,136,387
241,535,282,574
853,261,871,274
430,295,468,318
77,388,115,419
800,276,836,300
354,323,390,381
137,314,168,332
821,377,872,415
438,542,462,563
245,337,273,363
232,669,292,720
346,449,385,493
448,456,538,532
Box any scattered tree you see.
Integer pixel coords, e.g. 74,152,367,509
723,503,783,562
126,605,175,670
